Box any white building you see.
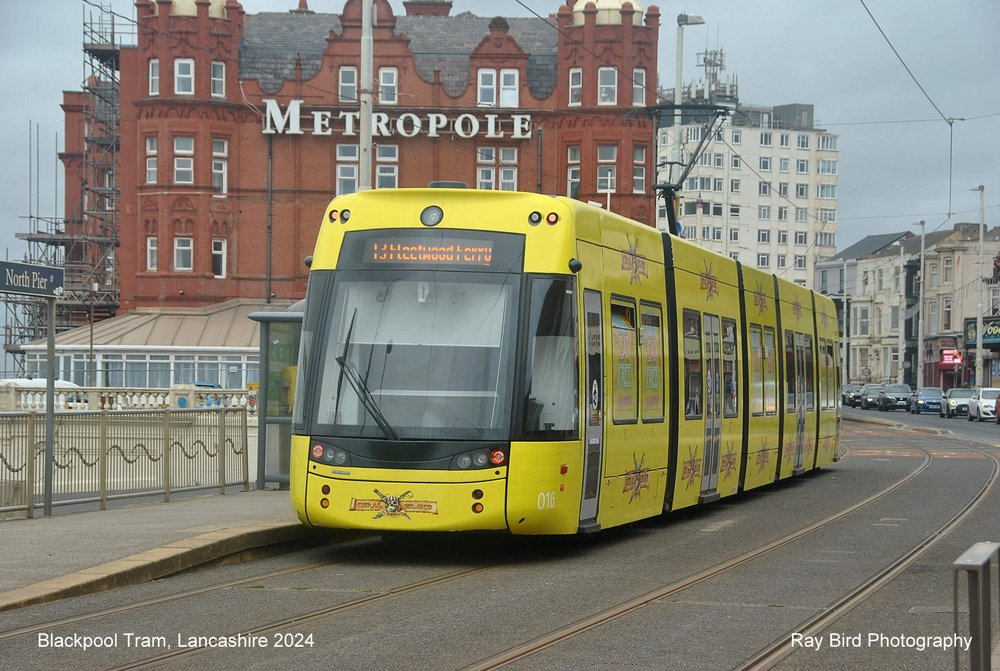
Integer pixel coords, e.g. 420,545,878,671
658,89,839,288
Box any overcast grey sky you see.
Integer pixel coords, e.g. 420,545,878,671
1,0,997,263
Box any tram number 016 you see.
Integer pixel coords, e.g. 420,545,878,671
537,491,557,510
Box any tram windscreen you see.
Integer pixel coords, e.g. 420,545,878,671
312,270,519,441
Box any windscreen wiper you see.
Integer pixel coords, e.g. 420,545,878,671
334,354,400,440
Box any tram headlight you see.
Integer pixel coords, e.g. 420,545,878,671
420,205,444,227
473,452,489,467
456,454,473,469
528,211,542,226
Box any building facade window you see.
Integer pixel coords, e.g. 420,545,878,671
760,131,772,146
568,68,582,106
477,69,496,106
173,136,194,184
476,147,518,190
337,144,358,194
376,144,398,188
211,61,225,97
567,145,580,198
632,68,645,106
379,67,398,104
499,69,519,107
174,58,194,95
149,59,159,96
339,66,357,102
212,138,228,194
759,156,771,171
212,238,226,278
597,144,617,192
757,253,770,268
145,136,157,184
632,146,646,193
758,229,770,243
174,237,193,271
796,159,809,174
146,236,157,271
597,67,616,105
797,134,810,149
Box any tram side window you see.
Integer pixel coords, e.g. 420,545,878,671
820,339,833,410
750,325,764,416
804,334,815,411
763,326,777,414
521,277,578,437
611,301,638,424
683,310,703,419
640,305,664,423
722,317,738,418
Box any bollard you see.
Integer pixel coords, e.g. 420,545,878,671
953,542,1000,671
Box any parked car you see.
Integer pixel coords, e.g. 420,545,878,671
859,384,884,410
939,388,973,418
909,386,943,414
967,387,1000,422
842,383,863,407
878,384,913,411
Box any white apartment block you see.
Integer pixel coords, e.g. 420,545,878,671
657,103,839,288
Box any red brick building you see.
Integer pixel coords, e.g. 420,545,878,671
63,0,660,311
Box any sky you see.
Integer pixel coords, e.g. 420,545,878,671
0,0,998,263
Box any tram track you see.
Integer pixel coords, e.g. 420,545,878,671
462,443,945,670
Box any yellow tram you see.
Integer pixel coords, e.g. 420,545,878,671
290,188,840,534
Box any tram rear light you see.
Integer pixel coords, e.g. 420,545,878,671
489,449,506,466
560,464,569,475
312,445,324,459
320,498,330,509
471,503,484,514
546,212,559,225
328,209,339,223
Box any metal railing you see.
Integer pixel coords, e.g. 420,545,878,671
0,407,249,519
0,385,257,414
954,542,1000,671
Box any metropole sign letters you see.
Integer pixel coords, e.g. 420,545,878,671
0,260,63,299
262,99,533,140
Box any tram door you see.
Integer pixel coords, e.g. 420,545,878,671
787,331,807,473
700,313,722,501
580,290,603,525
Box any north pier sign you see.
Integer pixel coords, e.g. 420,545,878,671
262,99,533,140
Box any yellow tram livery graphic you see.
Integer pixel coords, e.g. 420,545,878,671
290,188,841,534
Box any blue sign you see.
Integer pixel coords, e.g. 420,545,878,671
0,261,64,298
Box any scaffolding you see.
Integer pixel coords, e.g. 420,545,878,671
4,3,132,373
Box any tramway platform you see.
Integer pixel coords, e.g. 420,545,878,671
0,489,323,612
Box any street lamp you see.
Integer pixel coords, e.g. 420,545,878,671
915,220,925,387
673,13,705,186
971,184,986,386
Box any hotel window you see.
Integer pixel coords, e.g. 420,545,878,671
569,68,582,106
477,147,518,191
819,159,838,175
758,205,771,220
632,146,646,193
174,237,193,271
597,144,617,192
339,67,357,102
174,58,194,95
819,184,838,198
149,59,159,96
173,136,194,184
146,236,157,271
211,61,225,98
212,238,226,278
778,229,788,244
757,253,770,269
567,146,580,198
499,69,519,107
379,67,398,104
758,229,770,243
632,68,646,106
145,136,157,184
796,159,809,174
759,156,772,171
797,135,810,149
760,131,772,146
477,69,496,106
796,183,808,198
376,144,398,189
212,138,228,195
336,144,358,194
597,67,616,105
